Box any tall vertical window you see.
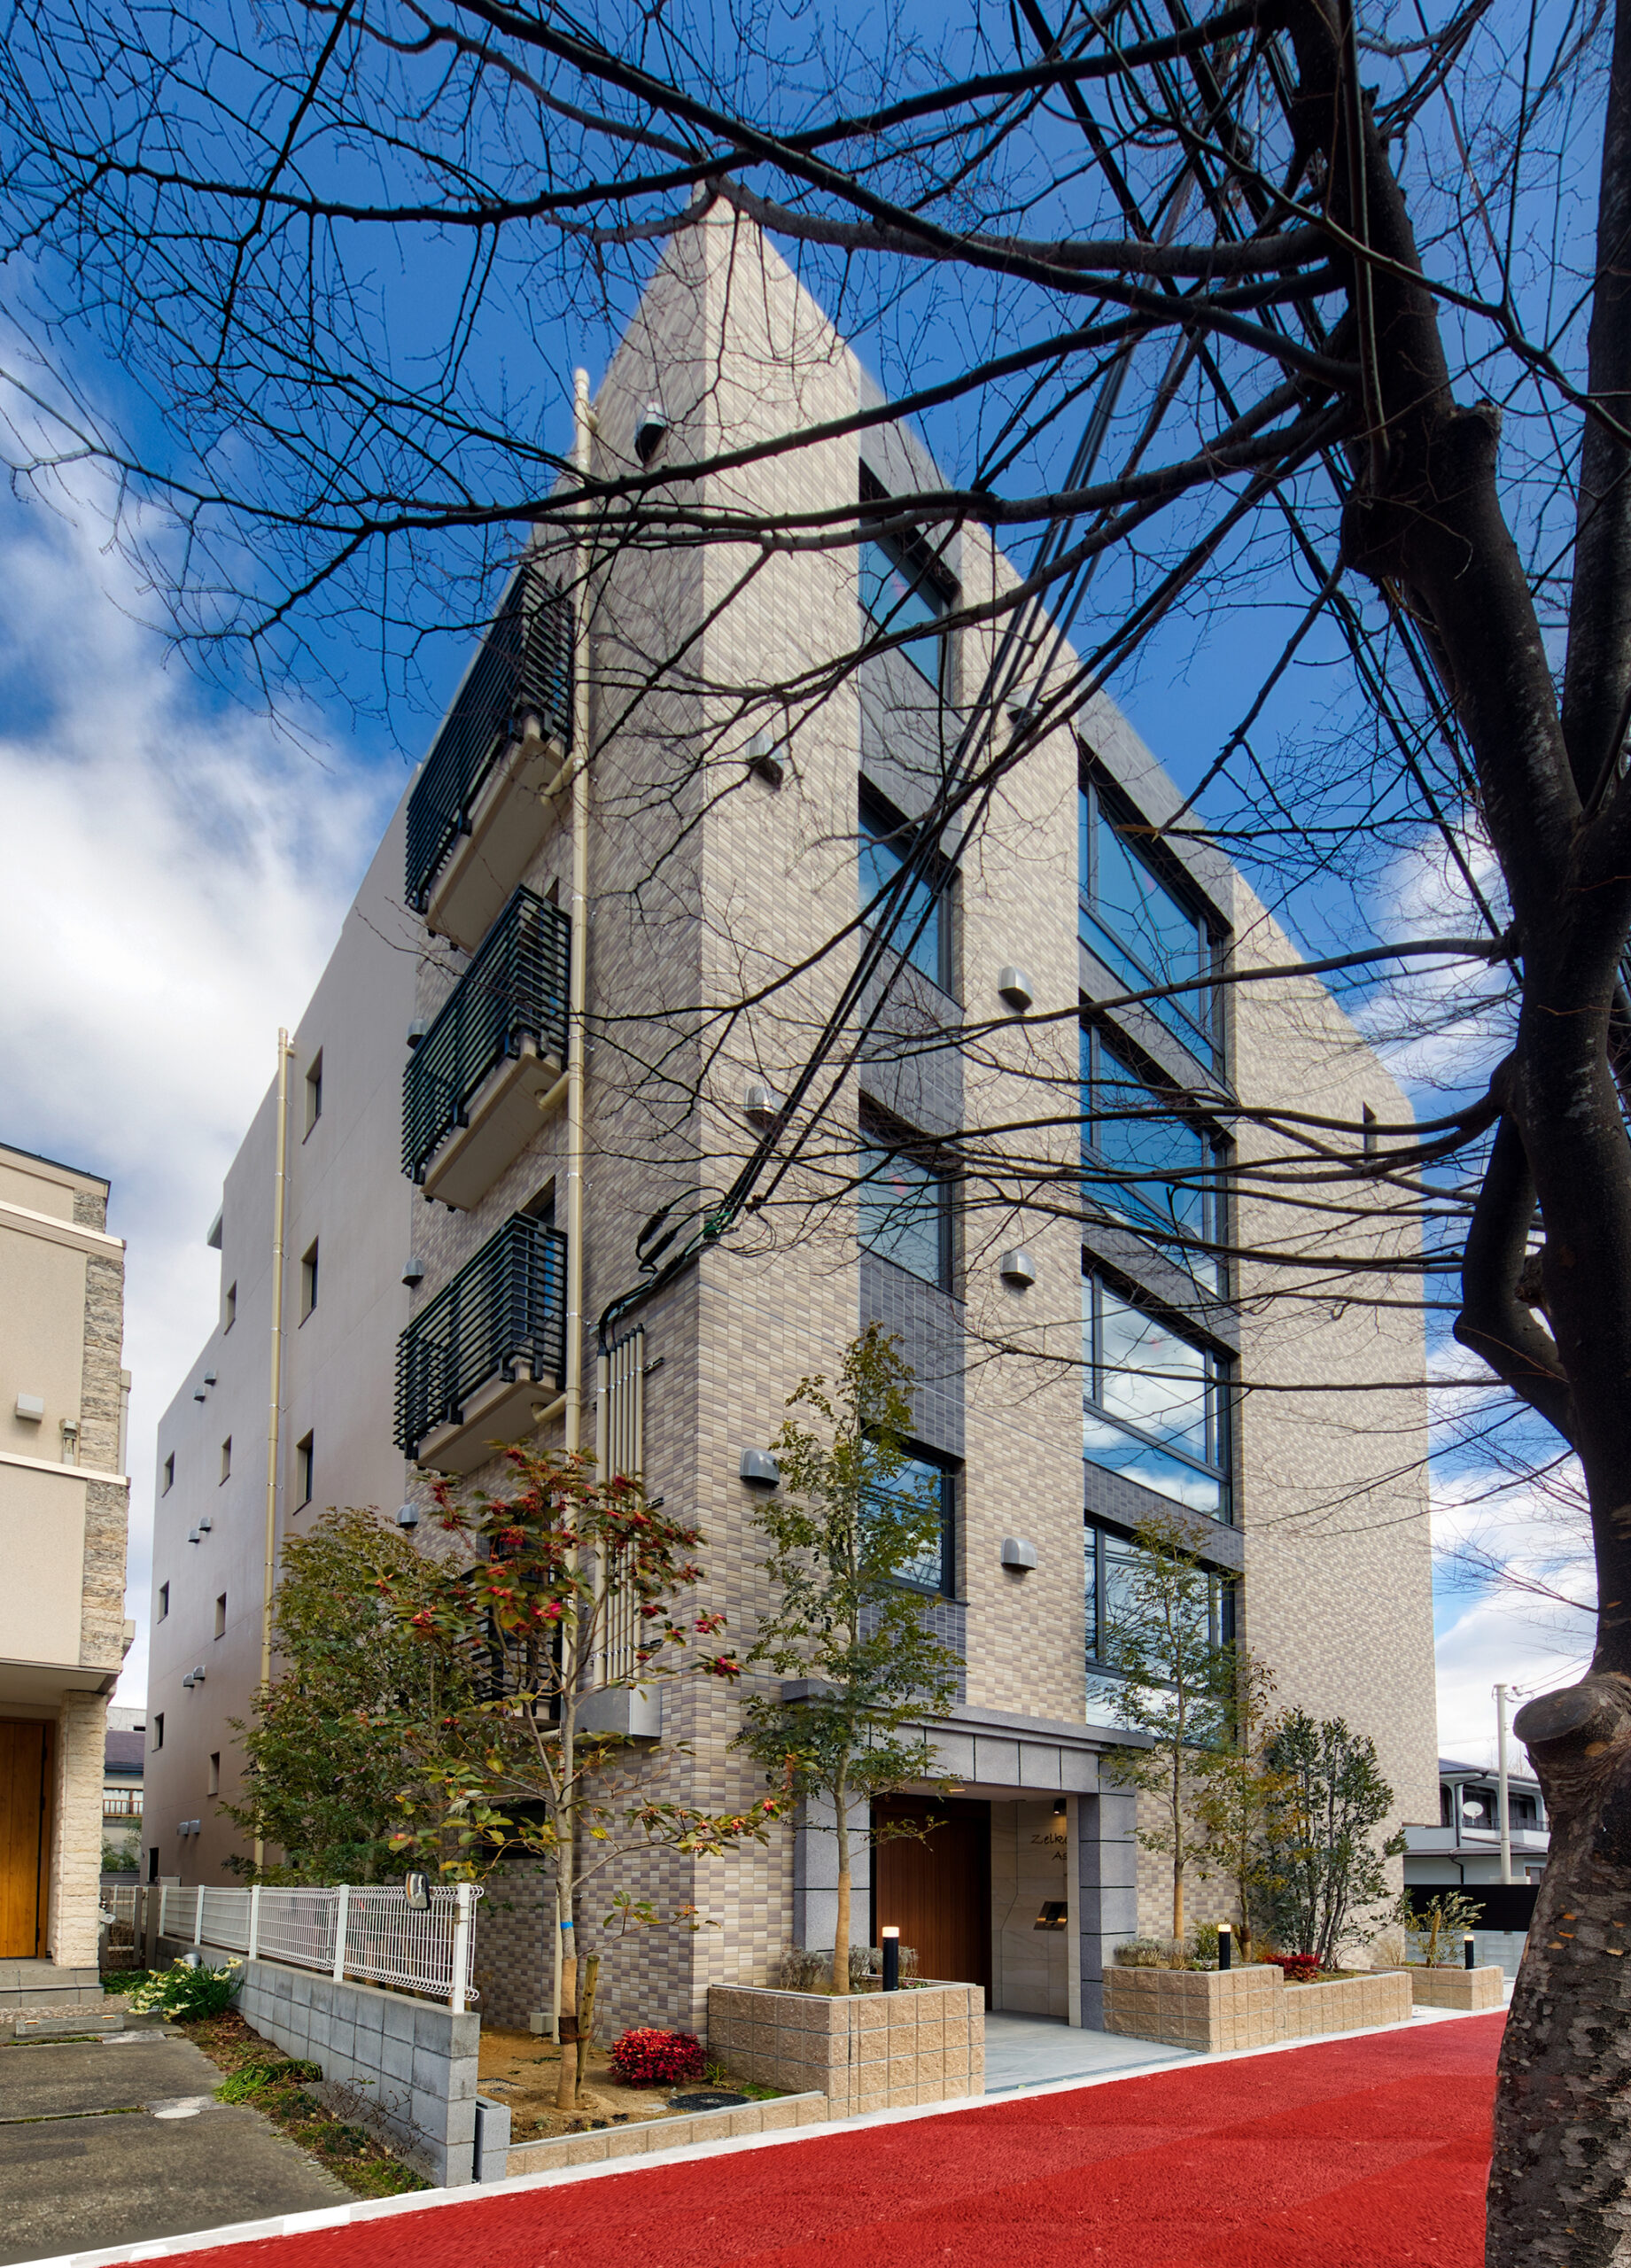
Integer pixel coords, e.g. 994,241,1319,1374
161,1452,175,1494
858,794,951,990
224,1281,237,1332
1082,1026,1222,1292
1079,783,1216,1062
1083,1274,1228,1518
208,1751,221,1797
295,1432,315,1507
220,1437,231,1482
157,1582,169,1621
214,1593,227,1639
300,1239,319,1319
865,1450,956,1596
858,472,951,689
858,1124,953,1290
152,1713,164,1751
305,1051,323,1134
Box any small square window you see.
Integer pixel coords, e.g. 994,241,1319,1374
162,1452,175,1495
157,1581,169,1622
296,1432,315,1507
300,1239,319,1319
214,1592,227,1640
152,1713,164,1751
220,1436,231,1483
224,1281,237,1332
207,1751,221,1797
305,1051,323,1135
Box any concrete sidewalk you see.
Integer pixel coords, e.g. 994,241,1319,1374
0,2029,351,2264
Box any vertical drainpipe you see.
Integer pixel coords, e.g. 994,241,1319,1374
255,1029,293,1876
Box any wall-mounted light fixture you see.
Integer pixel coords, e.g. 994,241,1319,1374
744,1083,781,1128
999,1250,1037,1289
746,728,785,788
997,966,1034,1010
634,401,670,464
740,1449,781,1487
402,1255,427,1288
1001,1536,1038,1573
396,1502,421,1531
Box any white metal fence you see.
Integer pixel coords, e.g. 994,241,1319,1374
155,1882,483,2009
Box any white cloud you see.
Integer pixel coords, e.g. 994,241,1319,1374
0,492,395,1707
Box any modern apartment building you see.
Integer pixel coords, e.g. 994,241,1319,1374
0,1140,130,1983
148,214,1435,2035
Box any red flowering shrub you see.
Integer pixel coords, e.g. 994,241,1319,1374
1265,1953,1321,1984
609,2028,707,2087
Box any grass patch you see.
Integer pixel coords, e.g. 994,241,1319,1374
178,2010,429,2199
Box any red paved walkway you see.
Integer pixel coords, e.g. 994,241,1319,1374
175,2014,1503,2268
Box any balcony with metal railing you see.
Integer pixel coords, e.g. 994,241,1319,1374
407,566,574,950
395,1215,568,1471
404,888,571,1208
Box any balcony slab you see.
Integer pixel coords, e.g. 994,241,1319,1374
416,1364,563,1474
422,1039,566,1210
425,726,565,951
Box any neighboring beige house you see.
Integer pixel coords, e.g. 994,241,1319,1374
0,1141,130,1989
148,216,1435,2034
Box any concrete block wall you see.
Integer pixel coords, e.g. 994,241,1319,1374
707,1979,984,2114
165,1946,480,2188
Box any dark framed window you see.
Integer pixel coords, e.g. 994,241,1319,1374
858,791,952,992
1083,1520,1235,1669
858,1121,953,1291
295,1431,315,1507
1082,1024,1223,1293
1079,781,1218,1064
858,470,952,689
1083,1270,1229,1519
866,1449,956,1597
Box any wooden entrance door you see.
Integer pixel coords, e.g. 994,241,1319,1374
871,1795,991,2003
0,1720,50,1960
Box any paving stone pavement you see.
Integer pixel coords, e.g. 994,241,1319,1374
0,2031,353,2264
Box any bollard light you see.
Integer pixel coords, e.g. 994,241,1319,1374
1217,1922,1231,1972
881,1925,900,1993
1464,1932,1477,1970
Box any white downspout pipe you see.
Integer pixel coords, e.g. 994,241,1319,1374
255,1029,293,1876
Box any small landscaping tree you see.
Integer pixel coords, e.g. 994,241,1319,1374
221,1507,466,1882
734,1325,963,1997
377,1445,783,2113
1395,1887,1485,1969
1100,1511,1233,1940
1192,1649,1284,1962
1257,1711,1404,1971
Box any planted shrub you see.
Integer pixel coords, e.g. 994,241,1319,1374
609,2029,707,2088
128,1957,243,2019
1265,1952,1321,1984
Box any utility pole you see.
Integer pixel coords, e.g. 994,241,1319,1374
1495,1682,1512,1886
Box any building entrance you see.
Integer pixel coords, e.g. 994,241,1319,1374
0,1720,50,1959
871,1794,992,2004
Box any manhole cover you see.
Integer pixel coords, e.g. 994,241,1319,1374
669,2090,749,2112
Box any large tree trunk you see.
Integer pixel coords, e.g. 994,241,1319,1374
1488,1682,1631,2265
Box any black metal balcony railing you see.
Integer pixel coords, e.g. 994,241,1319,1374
394,1216,568,1458
406,567,575,912
402,889,571,1183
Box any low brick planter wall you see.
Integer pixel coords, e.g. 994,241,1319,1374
1390,1964,1505,2012
505,2089,829,2177
1278,1968,1411,2039
707,1981,984,2117
1105,1961,1411,2053
1103,1964,1281,2053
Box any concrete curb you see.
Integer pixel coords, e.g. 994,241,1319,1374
23,2001,1509,2268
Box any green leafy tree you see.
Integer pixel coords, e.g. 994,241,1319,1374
1395,1887,1485,1969
734,1325,963,1997
1101,1511,1233,1940
1259,1711,1405,1971
1192,1649,1284,1962
377,1444,783,2115
221,1508,464,1884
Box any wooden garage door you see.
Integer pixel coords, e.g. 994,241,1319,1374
872,1795,991,2004
0,1720,49,1960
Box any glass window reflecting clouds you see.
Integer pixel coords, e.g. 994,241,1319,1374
1083,1275,1228,1518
